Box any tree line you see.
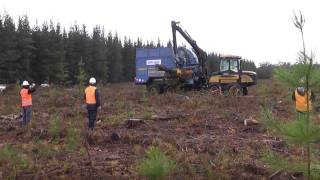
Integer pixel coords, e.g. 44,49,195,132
0,13,164,84
0,12,260,85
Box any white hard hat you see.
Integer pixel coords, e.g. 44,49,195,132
22,81,29,86
89,77,96,84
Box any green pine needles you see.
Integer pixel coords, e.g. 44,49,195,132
138,146,176,180
262,12,320,179
48,114,61,140
0,144,28,179
65,123,81,152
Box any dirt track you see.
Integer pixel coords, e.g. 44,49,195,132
0,80,304,179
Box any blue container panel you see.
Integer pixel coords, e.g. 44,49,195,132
135,48,176,84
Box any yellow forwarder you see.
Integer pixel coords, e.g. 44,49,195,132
209,54,257,95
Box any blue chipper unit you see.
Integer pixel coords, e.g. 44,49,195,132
135,48,176,85
135,46,204,93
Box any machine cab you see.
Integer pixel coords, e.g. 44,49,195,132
219,55,242,74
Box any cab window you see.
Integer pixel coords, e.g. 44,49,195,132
220,59,229,72
230,59,238,72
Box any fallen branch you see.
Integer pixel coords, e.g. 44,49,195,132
151,112,188,121
268,169,282,179
46,165,63,175
209,160,217,168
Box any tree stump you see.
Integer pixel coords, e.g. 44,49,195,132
125,119,143,128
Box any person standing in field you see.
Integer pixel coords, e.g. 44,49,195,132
84,77,101,130
20,80,36,126
292,85,315,119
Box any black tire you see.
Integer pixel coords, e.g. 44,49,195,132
209,85,221,95
165,86,176,93
242,87,248,96
147,85,159,94
158,85,165,94
227,84,242,96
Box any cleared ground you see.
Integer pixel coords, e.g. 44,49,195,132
0,80,317,179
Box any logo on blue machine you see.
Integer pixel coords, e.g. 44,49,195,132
146,59,161,66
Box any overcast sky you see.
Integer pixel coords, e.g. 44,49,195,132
1,0,319,65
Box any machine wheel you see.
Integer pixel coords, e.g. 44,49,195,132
227,84,242,96
242,87,248,96
147,85,159,94
165,86,176,93
209,85,221,95
158,85,165,94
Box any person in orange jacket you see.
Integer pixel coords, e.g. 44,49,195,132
20,80,36,126
292,86,315,118
84,77,101,130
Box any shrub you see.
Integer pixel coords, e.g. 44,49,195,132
138,146,176,180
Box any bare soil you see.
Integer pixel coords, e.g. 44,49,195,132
0,80,315,179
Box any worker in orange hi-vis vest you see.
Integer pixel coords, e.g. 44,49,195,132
20,81,36,126
84,77,101,130
292,86,315,120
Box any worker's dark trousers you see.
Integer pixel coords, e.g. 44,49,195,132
22,106,32,126
87,109,97,130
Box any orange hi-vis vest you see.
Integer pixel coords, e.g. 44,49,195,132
295,89,312,112
85,86,96,104
20,88,32,107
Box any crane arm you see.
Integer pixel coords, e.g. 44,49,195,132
171,21,207,75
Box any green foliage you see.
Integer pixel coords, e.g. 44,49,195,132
262,108,320,146
48,114,61,140
32,140,55,159
274,63,320,89
143,109,153,120
79,148,86,156
0,12,162,84
65,124,81,152
138,146,176,180
0,144,28,178
262,12,320,179
262,151,306,172
263,151,320,179
281,118,320,146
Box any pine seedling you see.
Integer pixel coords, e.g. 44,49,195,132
48,114,61,140
65,123,81,152
0,144,28,179
138,146,176,180
31,139,56,173
262,12,320,179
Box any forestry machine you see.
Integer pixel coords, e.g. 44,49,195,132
135,21,257,95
